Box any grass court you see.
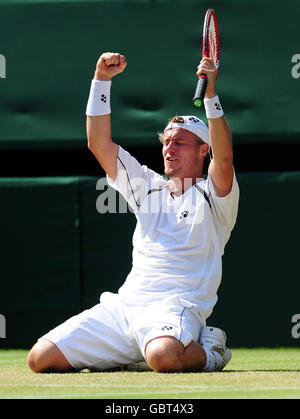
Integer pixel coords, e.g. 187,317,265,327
0,348,299,399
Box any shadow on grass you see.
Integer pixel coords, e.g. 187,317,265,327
37,361,300,374
85,364,300,374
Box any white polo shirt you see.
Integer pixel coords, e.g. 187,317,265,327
107,146,239,320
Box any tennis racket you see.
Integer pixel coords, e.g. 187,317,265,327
193,9,220,108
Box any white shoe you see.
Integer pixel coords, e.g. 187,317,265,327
199,326,232,371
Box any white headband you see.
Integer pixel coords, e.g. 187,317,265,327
164,115,210,145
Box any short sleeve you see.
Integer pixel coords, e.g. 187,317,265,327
107,146,167,214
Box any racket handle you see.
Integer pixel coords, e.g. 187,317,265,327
193,75,207,108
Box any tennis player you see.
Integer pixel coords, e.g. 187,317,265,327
27,52,239,373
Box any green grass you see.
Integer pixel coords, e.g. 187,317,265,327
0,348,300,399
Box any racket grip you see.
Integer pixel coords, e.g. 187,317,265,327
193,76,207,108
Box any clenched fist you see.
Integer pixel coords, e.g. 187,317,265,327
94,52,127,81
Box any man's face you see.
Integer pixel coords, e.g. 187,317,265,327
162,128,207,180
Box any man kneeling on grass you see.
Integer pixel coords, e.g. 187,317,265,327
27,52,239,373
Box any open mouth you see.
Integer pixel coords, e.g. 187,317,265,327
166,157,177,162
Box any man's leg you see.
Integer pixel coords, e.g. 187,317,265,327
27,339,73,373
132,303,206,372
145,326,231,373
27,294,144,373
145,336,206,372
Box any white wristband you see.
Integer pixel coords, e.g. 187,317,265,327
86,79,111,116
204,95,224,119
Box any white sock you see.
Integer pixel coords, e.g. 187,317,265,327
202,346,223,372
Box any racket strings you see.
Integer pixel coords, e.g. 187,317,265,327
208,18,218,67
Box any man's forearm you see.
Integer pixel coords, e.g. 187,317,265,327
86,113,112,152
207,115,233,166
86,110,119,180
86,53,127,180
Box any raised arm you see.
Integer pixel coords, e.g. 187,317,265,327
196,57,233,197
86,52,127,181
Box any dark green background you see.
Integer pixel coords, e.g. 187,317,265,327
0,0,300,148
0,0,299,348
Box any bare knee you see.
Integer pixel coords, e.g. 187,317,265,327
27,340,56,373
145,337,184,373
27,339,72,373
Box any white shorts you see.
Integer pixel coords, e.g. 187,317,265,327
40,292,205,371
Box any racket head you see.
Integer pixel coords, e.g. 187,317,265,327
193,8,220,108
202,8,220,67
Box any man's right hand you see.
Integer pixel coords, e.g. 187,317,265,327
94,52,127,81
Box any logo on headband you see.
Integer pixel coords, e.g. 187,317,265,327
189,116,200,124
